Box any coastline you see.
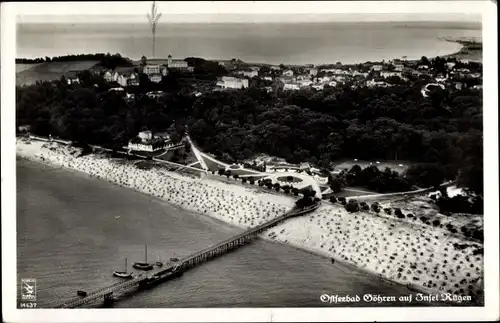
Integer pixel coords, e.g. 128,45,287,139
16,139,484,304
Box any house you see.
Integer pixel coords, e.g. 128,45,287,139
146,91,163,98
309,68,318,76
127,77,139,86
108,87,125,92
217,76,249,89
64,71,80,84
299,162,311,171
270,66,281,71
282,69,294,77
381,71,402,78
126,93,135,100
298,79,313,87
149,74,163,83
367,80,390,88
352,71,369,77
371,65,383,72
394,64,405,71
264,86,273,93
328,81,338,87
139,130,152,141
128,130,175,152
103,71,114,83
143,65,161,75
283,83,300,91
167,55,189,69
312,84,324,91
446,62,456,70
418,65,430,70
263,76,273,81
238,70,258,78
250,66,260,72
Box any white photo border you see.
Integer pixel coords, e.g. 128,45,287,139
2,1,498,322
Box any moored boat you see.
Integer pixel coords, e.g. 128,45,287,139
133,245,154,271
113,257,133,278
156,255,163,267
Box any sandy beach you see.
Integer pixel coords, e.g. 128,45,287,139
16,139,484,301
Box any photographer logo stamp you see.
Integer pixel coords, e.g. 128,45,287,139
21,278,36,302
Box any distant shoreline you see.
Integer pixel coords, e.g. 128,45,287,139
15,38,477,71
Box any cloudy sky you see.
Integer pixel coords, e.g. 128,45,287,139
13,1,483,24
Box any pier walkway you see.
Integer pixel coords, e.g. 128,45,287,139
55,202,320,308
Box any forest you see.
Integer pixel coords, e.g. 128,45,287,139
16,59,483,197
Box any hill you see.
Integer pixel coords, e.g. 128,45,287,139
16,61,99,86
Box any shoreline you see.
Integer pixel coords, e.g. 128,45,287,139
16,38,475,69
15,139,484,305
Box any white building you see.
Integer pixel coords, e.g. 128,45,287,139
139,130,152,141
381,71,402,78
149,74,162,83
143,65,161,75
237,70,258,78
270,66,281,71
394,64,405,71
309,68,318,76
65,75,80,85
312,84,324,91
328,81,338,87
146,91,163,98
298,79,313,87
446,62,456,70
108,87,125,92
218,76,249,89
283,83,300,91
282,69,294,77
167,55,189,69
367,80,391,88
263,76,273,81
128,131,178,152
371,65,383,72
103,71,114,83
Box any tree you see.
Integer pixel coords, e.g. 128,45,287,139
329,177,344,193
345,201,360,213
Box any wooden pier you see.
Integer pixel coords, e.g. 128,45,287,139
55,203,320,308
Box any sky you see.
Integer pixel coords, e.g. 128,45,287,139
11,1,484,24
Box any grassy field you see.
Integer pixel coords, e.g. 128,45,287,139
15,63,42,73
332,159,415,174
16,61,99,86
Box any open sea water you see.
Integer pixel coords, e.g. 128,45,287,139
16,158,442,308
16,21,482,64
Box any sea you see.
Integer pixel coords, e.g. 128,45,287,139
16,158,445,308
16,21,482,65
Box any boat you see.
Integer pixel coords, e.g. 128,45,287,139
113,257,133,278
133,245,154,270
77,290,87,297
138,265,184,289
169,257,179,262
156,255,163,267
